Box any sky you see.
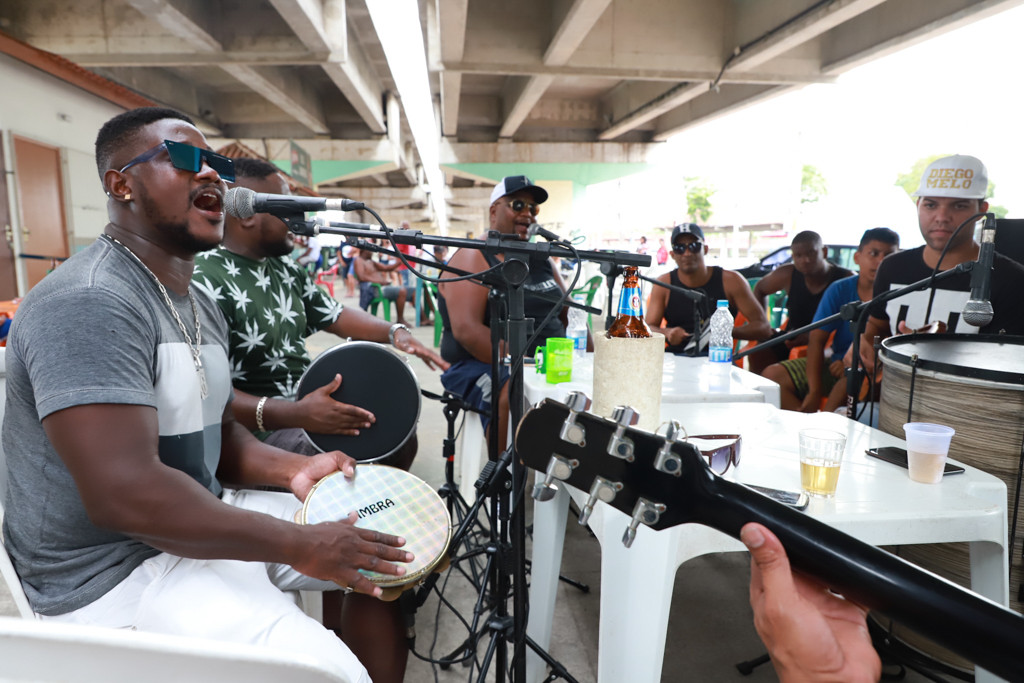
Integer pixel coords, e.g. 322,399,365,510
585,3,1024,250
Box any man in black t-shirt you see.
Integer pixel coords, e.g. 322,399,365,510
858,154,1024,375
645,223,771,355
749,231,853,374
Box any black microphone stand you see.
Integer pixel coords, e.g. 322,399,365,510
282,210,647,683
636,272,709,355
734,262,976,419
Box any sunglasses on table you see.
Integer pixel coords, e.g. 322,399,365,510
672,241,703,254
505,198,540,216
688,434,742,475
118,140,236,182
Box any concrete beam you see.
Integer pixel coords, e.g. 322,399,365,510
220,64,329,135
442,139,654,164
498,0,612,138
441,61,837,85
436,0,468,137
267,0,332,52
599,82,709,141
124,0,221,51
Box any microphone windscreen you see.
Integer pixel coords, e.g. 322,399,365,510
224,186,255,219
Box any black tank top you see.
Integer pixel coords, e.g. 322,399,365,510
438,253,566,362
784,266,852,331
662,267,733,355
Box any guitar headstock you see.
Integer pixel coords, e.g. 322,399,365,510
515,394,720,546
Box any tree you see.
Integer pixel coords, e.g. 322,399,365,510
896,155,1006,218
685,178,715,224
800,164,828,204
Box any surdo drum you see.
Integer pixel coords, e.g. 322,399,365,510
296,341,420,463
878,334,1024,670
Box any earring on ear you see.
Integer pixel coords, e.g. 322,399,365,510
124,193,132,201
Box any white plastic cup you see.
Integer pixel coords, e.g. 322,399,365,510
798,428,847,498
902,422,956,484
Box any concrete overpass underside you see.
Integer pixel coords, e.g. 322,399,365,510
2,0,1021,234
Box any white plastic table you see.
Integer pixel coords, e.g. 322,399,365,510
525,402,1009,683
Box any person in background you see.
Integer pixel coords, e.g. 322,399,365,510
637,235,649,255
645,223,771,355
656,237,668,266
354,246,413,326
857,154,1024,376
742,523,882,683
295,233,322,273
763,228,899,413
749,231,853,375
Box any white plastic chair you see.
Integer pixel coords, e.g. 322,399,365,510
0,616,350,682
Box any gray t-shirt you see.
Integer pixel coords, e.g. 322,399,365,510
2,235,232,615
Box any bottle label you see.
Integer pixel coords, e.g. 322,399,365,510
617,287,643,317
708,345,732,363
571,332,587,351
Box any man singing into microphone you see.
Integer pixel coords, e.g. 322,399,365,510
857,154,1024,375
438,175,574,447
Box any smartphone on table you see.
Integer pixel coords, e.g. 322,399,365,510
865,446,965,476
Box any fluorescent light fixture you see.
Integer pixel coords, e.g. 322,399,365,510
366,0,448,234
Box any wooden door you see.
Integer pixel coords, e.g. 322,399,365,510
0,137,16,299
12,136,69,290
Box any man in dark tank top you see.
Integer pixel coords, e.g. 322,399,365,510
646,223,771,355
749,231,853,375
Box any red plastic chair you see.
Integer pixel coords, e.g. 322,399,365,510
314,264,339,297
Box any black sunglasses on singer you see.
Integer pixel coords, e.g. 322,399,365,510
118,140,236,182
672,241,703,254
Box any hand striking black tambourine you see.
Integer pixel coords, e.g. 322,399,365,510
296,341,420,462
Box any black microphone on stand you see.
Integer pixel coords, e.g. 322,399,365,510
962,213,996,327
224,186,364,219
526,223,565,242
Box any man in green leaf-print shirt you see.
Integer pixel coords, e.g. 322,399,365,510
193,158,448,683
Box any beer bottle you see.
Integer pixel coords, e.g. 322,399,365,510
606,266,652,338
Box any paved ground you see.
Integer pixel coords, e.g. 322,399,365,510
1,286,937,682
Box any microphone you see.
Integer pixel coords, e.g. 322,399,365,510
223,186,364,220
962,214,996,327
526,223,564,242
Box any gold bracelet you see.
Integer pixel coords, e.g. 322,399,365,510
256,396,269,432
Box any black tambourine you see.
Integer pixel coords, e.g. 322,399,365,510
296,341,420,462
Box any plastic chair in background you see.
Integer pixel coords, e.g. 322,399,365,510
570,274,602,327
363,283,394,321
314,264,340,298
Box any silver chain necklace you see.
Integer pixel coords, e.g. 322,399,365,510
102,234,209,399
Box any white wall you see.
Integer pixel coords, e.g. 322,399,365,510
0,54,124,291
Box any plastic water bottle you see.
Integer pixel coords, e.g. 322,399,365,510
567,299,588,361
708,299,733,387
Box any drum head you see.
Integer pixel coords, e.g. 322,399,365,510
296,341,421,461
301,466,451,587
880,334,1024,386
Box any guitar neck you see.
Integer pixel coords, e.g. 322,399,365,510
516,399,1024,682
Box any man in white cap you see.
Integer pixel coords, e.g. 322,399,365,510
438,175,571,447
858,154,1024,374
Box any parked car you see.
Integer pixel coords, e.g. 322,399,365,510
737,244,857,280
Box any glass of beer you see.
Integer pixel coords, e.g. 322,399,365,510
799,428,847,498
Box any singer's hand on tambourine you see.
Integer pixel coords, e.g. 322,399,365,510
288,450,357,501
392,332,450,371
293,514,413,599
743,523,881,683
297,374,375,434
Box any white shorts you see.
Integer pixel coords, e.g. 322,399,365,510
41,489,368,683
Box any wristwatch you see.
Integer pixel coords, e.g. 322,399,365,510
388,322,410,347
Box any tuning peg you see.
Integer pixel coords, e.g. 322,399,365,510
621,497,667,548
579,476,623,526
654,420,685,477
607,405,638,461
532,454,580,502
559,391,592,446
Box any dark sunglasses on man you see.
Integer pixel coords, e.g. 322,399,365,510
505,198,540,216
688,434,742,475
672,241,703,254
118,140,236,182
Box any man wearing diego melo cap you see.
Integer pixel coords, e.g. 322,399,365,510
646,223,771,355
437,175,572,446
857,154,1024,375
